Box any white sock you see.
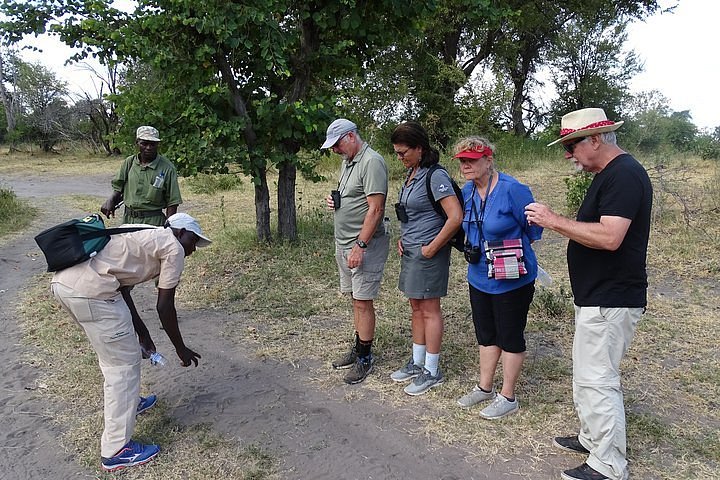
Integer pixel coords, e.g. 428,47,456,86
412,343,426,367
425,352,440,376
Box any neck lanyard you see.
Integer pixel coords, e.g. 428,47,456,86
468,176,493,246
337,161,356,195
399,168,420,205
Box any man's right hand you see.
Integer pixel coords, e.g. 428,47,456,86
100,198,116,218
325,194,335,211
176,345,202,367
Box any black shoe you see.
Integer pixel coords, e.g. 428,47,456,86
332,346,357,369
554,435,590,454
561,463,609,480
343,356,374,384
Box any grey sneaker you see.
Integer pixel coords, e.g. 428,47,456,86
343,356,374,384
479,394,519,419
403,368,444,396
332,346,357,370
390,359,423,382
554,435,590,455
457,385,496,408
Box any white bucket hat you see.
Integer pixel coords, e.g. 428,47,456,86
166,213,212,247
547,108,624,146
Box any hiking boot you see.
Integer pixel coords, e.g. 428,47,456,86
479,394,519,419
554,435,590,455
136,394,157,415
343,356,374,384
456,385,495,408
101,440,160,472
390,359,423,382
561,463,610,480
332,345,357,370
403,368,444,396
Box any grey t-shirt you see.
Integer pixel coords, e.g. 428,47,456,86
398,166,455,247
333,143,389,248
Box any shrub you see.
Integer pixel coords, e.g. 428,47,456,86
564,171,593,213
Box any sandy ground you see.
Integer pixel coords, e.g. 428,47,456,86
0,173,556,479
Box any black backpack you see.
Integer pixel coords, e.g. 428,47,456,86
425,164,465,251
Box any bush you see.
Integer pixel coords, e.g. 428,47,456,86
0,187,37,237
564,171,593,213
185,173,244,195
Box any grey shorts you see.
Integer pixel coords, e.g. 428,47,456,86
336,234,390,300
398,244,451,299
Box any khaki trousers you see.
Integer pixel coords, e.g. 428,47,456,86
51,283,141,458
572,306,642,480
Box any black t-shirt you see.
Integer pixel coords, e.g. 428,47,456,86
567,153,653,307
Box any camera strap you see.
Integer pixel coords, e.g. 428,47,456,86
467,179,491,247
337,160,357,195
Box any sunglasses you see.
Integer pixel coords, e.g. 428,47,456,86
562,136,587,154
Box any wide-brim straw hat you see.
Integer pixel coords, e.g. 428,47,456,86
547,108,624,146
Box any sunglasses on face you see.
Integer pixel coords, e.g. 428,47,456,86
562,136,587,154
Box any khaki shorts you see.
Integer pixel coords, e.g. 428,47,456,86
336,234,389,300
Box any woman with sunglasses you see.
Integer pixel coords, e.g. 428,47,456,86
389,122,463,396
453,136,543,419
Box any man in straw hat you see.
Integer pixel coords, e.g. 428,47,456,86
51,213,211,472
525,108,652,480
321,118,390,385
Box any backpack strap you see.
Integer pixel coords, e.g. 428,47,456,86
79,226,156,241
425,163,446,218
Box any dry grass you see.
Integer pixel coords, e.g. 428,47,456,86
12,148,720,479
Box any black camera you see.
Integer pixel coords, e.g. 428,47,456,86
463,242,482,264
330,190,341,209
394,202,409,223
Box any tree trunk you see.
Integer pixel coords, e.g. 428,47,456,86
0,54,17,139
254,165,272,242
277,161,297,242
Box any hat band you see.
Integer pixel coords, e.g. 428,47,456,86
453,146,493,159
560,120,616,137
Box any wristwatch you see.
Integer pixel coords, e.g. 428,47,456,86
355,239,368,249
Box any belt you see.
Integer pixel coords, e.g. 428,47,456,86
125,206,164,218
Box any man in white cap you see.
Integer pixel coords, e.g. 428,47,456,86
101,126,183,226
51,212,211,472
321,118,389,384
525,108,652,480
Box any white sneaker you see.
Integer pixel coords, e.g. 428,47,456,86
479,394,519,419
456,385,495,408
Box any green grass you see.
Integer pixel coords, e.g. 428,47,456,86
0,186,38,237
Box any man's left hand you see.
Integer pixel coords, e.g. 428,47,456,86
176,345,202,367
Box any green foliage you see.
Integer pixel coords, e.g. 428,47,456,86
564,171,593,213
185,173,244,195
694,129,720,160
547,19,640,126
0,186,37,237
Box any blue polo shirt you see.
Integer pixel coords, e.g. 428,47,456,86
462,173,542,294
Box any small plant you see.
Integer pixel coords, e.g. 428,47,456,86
0,187,37,237
531,286,574,319
564,171,593,213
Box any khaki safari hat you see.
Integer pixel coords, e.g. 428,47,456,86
136,126,161,142
166,213,212,247
547,108,624,146
320,119,357,149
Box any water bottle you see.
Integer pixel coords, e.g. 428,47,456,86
149,352,167,366
536,265,553,287
383,216,391,236
152,171,165,188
